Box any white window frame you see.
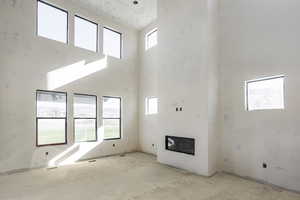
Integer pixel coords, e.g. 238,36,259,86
145,97,158,115
245,75,285,111
145,28,157,50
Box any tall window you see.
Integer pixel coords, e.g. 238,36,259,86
37,0,68,43
145,97,158,115
74,16,98,52
246,75,285,111
36,90,67,146
146,28,157,50
102,97,121,140
103,27,122,59
74,94,97,142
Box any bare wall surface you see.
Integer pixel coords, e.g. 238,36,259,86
220,0,300,192
138,21,158,155
0,0,139,173
156,0,219,176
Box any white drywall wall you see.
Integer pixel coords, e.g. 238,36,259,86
219,0,300,192
156,0,219,176
138,21,159,155
0,0,139,172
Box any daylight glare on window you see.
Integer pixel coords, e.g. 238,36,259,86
37,1,68,43
74,16,98,52
246,76,284,111
146,29,157,50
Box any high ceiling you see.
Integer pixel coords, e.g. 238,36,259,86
73,0,157,30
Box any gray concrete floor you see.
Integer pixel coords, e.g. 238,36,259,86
0,152,299,200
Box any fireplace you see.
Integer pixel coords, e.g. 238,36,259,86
165,136,195,155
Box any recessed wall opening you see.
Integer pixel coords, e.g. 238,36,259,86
245,75,285,111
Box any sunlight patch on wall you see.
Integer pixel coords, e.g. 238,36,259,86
48,126,104,167
47,56,108,90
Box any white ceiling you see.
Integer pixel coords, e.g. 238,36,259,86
73,0,157,30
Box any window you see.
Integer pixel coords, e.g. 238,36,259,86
246,75,285,111
146,28,157,50
36,90,67,146
102,97,121,140
74,94,97,142
74,16,98,52
37,0,68,43
103,27,122,59
145,97,158,115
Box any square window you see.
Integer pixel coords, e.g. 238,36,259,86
74,94,97,142
103,97,121,118
74,94,97,118
36,90,67,146
37,91,67,118
246,76,285,111
102,97,121,140
74,119,97,142
103,27,122,59
146,29,157,50
145,97,158,115
74,16,98,52
37,119,66,146
103,119,120,140
37,0,68,43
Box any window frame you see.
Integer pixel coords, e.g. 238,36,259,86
145,97,158,115
146,28,157,50
103,27,123,59
36,90,68,147
102,96,122,140
245,75,285,111
73,93,98,143
36,0,69,44
74,15,99,52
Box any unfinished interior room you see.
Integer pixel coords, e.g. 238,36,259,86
1,0,300,199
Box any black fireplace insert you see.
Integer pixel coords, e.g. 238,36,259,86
165,136,195,155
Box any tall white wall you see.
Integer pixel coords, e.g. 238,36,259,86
220,0,300,192
156,0,219,176
0,0,139,173
138,22,159,155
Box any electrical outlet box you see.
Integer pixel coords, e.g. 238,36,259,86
263,163,267,168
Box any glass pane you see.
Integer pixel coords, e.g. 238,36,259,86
37,91,66,118
38,119,66,145
103,28,121,59
103,97,120,118
103,119,120,139
74,16,98,52
147,98,158,115
74,95,96,118
146,29,157,50
247,77,284,111
37,1,68,43
74,119,96,142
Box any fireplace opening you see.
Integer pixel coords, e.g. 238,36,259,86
165,136,195,155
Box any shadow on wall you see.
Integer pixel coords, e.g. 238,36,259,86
48,126,105,167
47,56,108,90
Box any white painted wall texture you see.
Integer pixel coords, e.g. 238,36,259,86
155,0,219,176
138,21,159,155
219,0,300,192
1,0,300,193
0,0,139,173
